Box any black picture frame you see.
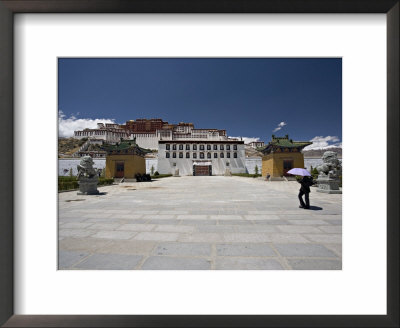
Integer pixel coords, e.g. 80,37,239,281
0,1,398,327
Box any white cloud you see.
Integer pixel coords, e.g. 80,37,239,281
273,121,287,132
229,136,261,144
303,136,342,150
58,111,116,137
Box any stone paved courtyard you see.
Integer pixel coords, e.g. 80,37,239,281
58,176,342,270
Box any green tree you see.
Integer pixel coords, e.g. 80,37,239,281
69,167,73,177
150,165,155,175
254,165,259,175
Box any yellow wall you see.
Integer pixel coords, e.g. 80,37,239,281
262,152,305,177
105,154,146,179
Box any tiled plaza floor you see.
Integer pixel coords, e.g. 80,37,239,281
58,176,342,270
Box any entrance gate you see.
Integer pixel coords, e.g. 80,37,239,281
193,161,212,176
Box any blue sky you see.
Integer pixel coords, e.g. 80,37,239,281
58,58,342,149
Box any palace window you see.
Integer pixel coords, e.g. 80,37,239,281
227,152,231,158
220,153,224,158
207,145,211,150
226,162,230,166
186,152,190,158
226,145,230,150
220,145,224,150
213,145,218,150
200,152,205,159
179,144,183,150
207,153,211,159
173,144,177,150
166,152,170,158
193,144,197,150
200,145,205,150
173,152,176,158
234,152,237,158
193,153,197,159
214,153,218,158
233,145,237,150
179,152,183,158
186,144,190,150
166,144,170,150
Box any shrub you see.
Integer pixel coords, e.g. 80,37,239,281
254,165,259,175
232,173,262,178
150,165,155,175
154,171,160,176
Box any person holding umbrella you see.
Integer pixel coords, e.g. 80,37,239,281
287,168,314,209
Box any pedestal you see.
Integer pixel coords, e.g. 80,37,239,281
316,175,342,194
77,177,99,195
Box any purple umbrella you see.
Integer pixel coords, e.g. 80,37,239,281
287,168,311,176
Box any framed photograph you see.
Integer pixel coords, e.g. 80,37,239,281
0,0,398,327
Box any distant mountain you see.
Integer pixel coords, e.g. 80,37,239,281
303,147,342,158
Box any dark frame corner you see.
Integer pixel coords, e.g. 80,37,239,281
0,1,398,327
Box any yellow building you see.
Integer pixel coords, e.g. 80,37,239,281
261,135,312,178
105,140,146,179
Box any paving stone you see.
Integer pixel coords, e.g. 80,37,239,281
325,244,342,257
318,225,342,233
268,233,309,243
287,259,342,270
141,256,211,270
252,220,290,225
209,215,243,221
154,225,195,233
177,215,209,220
325,219,342,226
59,229,96,238
179,233,223,243
91,231,136,240
274,244,337,257
59,237,112,252
148,219,181,225
117,224,156,232
134,232,179,242
276,225,323,234
216,244,276,257
222,233,270,243
287,220,329,225
244,215,281,221
304,234,342,244
95,240,156,255
182,219,217,225
218,220,252,225
154,243,211,256
89,223,122,230
143,214,176,220
197,225,236,233
60,222,94,229
75,254,143,270
215,258,283,270
234,225,277,233
59,250,90,269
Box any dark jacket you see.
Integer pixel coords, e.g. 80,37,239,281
298,176,314,193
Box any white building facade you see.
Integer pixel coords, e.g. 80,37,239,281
157,140,246,176
74,123,129,143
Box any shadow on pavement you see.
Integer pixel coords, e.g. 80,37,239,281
308,206,323,211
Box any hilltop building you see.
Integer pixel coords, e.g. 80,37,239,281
157,140,246,176
261,135,312,178
74,123,130,143
73,118,230,150
104,140,146,179
247,141,265,149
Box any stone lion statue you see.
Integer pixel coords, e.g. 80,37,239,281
77,156,97,179
316,151,342,178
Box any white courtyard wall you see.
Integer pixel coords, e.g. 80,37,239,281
131,133,158,150
157,143,246,175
